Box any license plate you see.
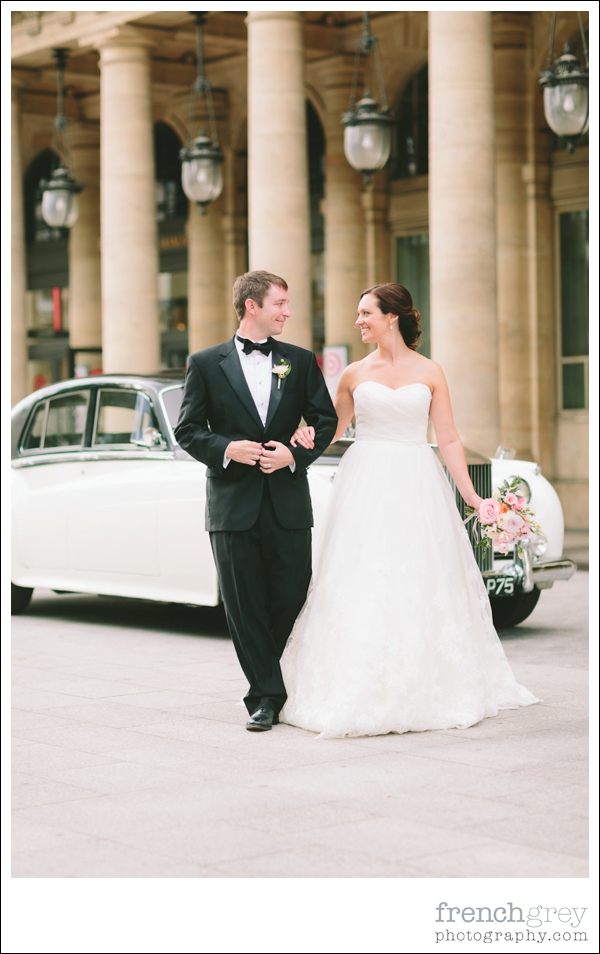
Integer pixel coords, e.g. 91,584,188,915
485,576,515,597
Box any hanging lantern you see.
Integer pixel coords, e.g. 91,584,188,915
40,48,83,228
342,13,392,185
539,14,589,153
40,167,81,228
180,13,224,214
181,133,223,209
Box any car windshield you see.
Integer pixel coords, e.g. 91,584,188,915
161,386,183,430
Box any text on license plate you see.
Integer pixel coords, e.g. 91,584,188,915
485,576,515,597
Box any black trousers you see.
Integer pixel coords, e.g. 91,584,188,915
209,485,312,715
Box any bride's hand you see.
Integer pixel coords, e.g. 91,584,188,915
465,493,483,512
290,425,315,449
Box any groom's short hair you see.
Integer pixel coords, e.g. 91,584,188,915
233,270,288,320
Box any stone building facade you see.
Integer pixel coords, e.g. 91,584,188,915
11,11,589,527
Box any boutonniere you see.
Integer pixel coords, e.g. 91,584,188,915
272,358,291,390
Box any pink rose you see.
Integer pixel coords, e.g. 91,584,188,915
505,492,519,506
479,498,501,524
515,498,527,510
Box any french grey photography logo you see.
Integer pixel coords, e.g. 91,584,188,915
434,902,588,945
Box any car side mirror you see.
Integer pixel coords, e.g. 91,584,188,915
143,426,167,449
132,427,167,450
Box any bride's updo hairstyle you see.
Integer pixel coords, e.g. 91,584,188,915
362,283,422,350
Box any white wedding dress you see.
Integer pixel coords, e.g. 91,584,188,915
280,381,538,738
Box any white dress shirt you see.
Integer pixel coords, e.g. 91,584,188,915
234,335,272,425
223,336,295,471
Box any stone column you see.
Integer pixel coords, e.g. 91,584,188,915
493,13,532,458
95,26,159,373
361,180,390,288
68,123,102,369
11,78,28,405
320,60,367,362
187,195,228,353
246,11,312,348
429,12,500,455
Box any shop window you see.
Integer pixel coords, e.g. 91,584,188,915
391,65,428,180
158,271,188,334
396,234,430,357
559,209,588,410
158,271,188,369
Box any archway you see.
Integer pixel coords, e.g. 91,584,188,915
391,63,428,180
154,122,189,368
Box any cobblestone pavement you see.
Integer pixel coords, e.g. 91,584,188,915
12,572,588,878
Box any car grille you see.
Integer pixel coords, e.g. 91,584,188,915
434,448,494,572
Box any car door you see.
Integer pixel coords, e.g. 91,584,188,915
154,384,219,606
13,390,91,572
68,387,172,590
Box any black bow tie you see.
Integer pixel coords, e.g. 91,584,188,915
236,336,273,357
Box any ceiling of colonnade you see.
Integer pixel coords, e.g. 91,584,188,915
11,10,423,132
12,10,587,130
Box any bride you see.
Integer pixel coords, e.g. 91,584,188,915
280,283,538,739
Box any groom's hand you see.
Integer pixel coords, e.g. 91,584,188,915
226,440,264,466
259,441,295,473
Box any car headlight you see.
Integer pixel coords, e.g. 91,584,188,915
508,476,531,503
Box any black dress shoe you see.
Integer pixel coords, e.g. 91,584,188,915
246,707,278,731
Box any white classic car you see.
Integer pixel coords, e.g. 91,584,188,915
11,373,576,627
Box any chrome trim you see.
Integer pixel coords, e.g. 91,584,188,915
12,450,174,468
532,560,577,584
514,544,534,592
158,384,184,445
482,558,576,592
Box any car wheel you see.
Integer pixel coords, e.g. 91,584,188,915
11,583,34,615
491,586,541,629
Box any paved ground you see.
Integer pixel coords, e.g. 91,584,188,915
12,571,588,878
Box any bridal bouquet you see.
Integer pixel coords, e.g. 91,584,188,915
465,477,544,557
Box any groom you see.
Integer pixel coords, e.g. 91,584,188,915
174,271,337,731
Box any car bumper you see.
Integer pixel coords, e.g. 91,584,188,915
482,557,577,596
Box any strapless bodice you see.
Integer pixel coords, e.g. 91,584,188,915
353,381,431,445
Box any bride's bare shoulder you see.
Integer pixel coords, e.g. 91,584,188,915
413,352,445,376
339,357,370,387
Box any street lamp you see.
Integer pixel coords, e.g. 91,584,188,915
539,12,589,154
180,12,224,215
40,48,82,228
342,12,392,185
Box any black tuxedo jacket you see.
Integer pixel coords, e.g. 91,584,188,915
174,336,338,531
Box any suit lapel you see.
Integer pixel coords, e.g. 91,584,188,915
265,340,289,432
219,338,265,432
